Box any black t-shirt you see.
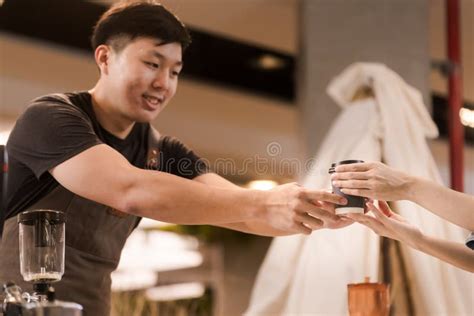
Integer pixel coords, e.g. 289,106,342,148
5,91,209,219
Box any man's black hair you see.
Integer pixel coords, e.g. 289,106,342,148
91,0,191,52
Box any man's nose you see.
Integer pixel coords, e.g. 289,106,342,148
152,70,170,90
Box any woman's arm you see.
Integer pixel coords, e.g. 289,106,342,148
332,162,474,231
347,201,474,273
408,177,474,231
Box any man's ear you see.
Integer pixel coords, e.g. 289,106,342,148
95,45,111,76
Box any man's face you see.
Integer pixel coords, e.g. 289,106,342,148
103,37,182,123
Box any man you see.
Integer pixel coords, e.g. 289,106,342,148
0,1,351,314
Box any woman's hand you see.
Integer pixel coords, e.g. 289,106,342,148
345,201,423,248
330,161,414,201
347,201,474,272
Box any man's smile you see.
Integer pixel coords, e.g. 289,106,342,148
142,94,164,110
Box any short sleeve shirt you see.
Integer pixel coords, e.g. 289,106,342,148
5,91,208,218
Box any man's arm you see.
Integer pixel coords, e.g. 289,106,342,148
193,173,354,236
193,173,295,236
51,144,346,235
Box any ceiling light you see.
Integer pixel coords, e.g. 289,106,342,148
247,180,278,191
253,54,286,71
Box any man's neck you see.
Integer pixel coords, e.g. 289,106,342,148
88,86,135,140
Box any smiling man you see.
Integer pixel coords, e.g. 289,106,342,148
0,1,350,315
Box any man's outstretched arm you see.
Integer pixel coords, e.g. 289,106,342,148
193,173,354,236
51,144,347,235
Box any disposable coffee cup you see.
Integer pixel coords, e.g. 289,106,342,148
329,160,365,215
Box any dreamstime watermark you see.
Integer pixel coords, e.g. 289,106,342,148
151,141,331,178
266,141,282,157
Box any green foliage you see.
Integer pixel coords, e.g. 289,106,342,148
111,287,214,316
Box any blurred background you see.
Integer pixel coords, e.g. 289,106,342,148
0,0,473,315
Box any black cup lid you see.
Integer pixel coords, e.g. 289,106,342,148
18,209,66,225
329,160,365,173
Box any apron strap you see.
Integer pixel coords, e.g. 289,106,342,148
0,145,8,239
146,126,161,170
132,125,162,229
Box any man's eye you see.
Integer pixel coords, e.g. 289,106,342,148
145,62,159,69
171,71,180,77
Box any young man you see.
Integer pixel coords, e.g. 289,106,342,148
1,1,351,314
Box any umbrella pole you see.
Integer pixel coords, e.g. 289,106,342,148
446,0,464,192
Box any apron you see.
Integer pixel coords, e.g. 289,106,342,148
0,127,161,316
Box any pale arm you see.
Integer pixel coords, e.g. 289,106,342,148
413,234,474,273
347,201,474,273
332,162,474,231
408,177,474,231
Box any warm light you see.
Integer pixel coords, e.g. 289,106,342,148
247,180,278,191
0,130,10,145
254,54,286,70
145,282,205,301
460,107,474,128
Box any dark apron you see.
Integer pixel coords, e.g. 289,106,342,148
0,127,161,316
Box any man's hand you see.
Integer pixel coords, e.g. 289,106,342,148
330,161,413,201
261,183,353,235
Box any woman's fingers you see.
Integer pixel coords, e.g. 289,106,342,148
331,171,371,181
334,162,373,173
377,200,394,217
369,201,405,224
346,212,383,230
367,201,391,222
340,188,372,198
332,179,371,189
347,212,392,237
